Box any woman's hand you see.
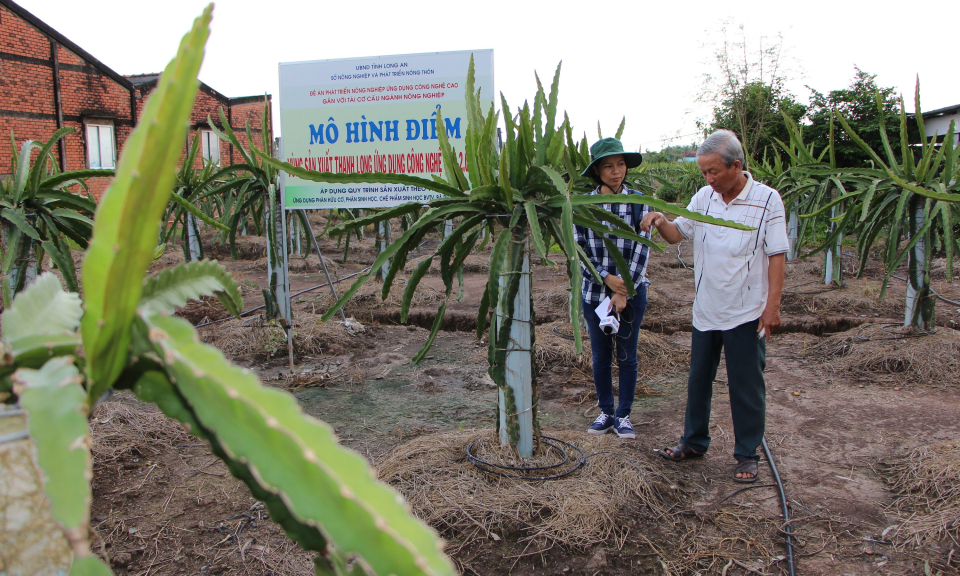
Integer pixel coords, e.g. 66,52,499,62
610,292,627,314
603,274,628,296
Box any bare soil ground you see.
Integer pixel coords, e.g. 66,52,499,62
86,222,960,576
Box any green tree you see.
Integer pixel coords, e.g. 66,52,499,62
697,24,805,163
705,81,806,164
642,143,697,164
805,67,901,168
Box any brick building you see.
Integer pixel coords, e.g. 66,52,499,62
1,0,271,198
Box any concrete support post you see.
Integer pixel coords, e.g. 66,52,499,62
905,197,931,330
498,236,534,458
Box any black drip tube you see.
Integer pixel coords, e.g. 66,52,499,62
194,269,364,328
762,437,796,576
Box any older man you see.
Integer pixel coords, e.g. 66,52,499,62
640,130,788,483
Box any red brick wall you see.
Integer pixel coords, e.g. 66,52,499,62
228,98,271,161
59,44,134,198
1,3,60,172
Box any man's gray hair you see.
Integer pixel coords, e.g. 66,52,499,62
697,130,745,168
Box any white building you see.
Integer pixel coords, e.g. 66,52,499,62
920,103,960,145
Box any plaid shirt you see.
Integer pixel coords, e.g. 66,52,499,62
574,186,653,305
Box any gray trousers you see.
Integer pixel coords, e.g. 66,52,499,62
682,318,766,461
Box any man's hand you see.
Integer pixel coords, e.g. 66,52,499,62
603,274,628,296
640,211,666,233
639,211,685,244
757,305,781,339
758,253,786,339
610,292,627,314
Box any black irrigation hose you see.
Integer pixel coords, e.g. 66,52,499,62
552,324,575,341
890,274,960,307
465,438,694,517
194,269,366,328
466,436,794,570
855,322,938,342
195,239,435,329
714,483,778,506
782,280,843,296
762,437,796,576
465,435,585,481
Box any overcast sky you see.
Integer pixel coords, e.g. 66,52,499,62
17,0,958,152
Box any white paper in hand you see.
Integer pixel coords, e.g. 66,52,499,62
595,296,612,319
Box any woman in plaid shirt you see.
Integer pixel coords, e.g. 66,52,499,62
574,138,653,439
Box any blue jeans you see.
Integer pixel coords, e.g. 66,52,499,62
583,286,647,418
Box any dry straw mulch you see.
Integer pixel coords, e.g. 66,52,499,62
202,315,355,359
533,285,571,312
90,402,193,467
883,439,960,547
308,276,446,313
780,283,901,317
816,324,960,385
201,277,443,362
653,508,785,576
377,429,807,573
376,429,674,550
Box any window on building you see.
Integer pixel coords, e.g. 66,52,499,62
200,129,220,165
86,123,115,169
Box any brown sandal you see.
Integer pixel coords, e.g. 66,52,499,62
658,443,705,462
734,458,759,483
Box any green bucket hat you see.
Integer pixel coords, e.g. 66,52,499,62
581,137,643,179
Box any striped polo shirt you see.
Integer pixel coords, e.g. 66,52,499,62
673,172,789,331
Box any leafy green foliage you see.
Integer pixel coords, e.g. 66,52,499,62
15,357,88,531
632,161,706,205
1,128,105,297
642,144,697,164
139,259,242,317
805,67,901,168
0,273,82,393
15,352,106,575
706,80,806,162
697,24,804,162
203,103,279,259
160,102,280,264
774,78,960,328
197,103,292,322
830,81,960,328
70,556,116,576
761,110,847,282
3,272,83,340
